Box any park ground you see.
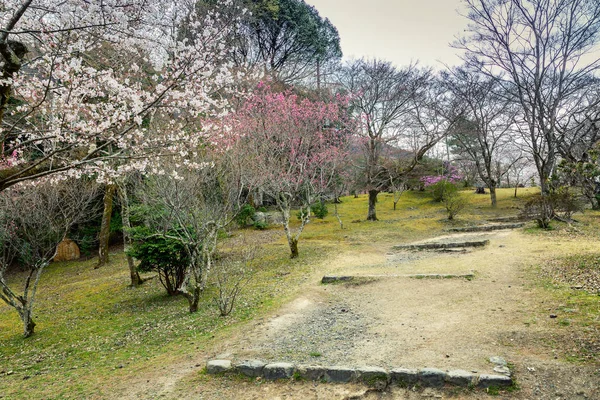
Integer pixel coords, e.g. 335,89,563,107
1,188,599,399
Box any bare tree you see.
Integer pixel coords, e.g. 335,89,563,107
457,0,600,195
338,59,448,220
132,155,245,312
443,67,518,207
0,179,99,337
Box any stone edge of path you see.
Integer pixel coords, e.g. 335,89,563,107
392,240,490,251
205,360,513,389
445,223,525,233
321,273,475,284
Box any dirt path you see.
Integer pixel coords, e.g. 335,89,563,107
123,228,600,399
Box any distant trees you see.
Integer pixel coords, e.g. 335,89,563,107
194,0,342,85
458,0,600,195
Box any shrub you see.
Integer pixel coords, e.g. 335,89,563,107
429,179,458,202
296,202,328,220
521,187,584,228
235,204,256,228
127,227,189,296
212,248,255,317
311,201,329,219
253,220,268,230
443,190,466,220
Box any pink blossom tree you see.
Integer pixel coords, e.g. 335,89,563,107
227,84,352,258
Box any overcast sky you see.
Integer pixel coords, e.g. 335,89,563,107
304,0,468,69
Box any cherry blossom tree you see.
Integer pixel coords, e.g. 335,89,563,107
0,0,242,190
227,84,352,258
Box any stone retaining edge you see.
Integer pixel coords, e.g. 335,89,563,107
321,273,475,284
392,240,490,251
205,359,513,389
446,223,525,233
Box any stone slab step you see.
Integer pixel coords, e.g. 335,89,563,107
392,240,490,251
446,223,524,233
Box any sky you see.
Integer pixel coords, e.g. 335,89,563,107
304,0,468,69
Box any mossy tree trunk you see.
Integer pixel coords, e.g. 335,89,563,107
97,184,116,268
117,184,142,286
367,190,379,221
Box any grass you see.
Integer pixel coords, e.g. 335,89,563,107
529,240,600,363
0,188,542,398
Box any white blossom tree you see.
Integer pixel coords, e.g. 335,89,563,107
0,0,243,190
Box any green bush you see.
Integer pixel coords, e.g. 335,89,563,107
443,190,466,220
253,220,268,230
127,227,190,296
235,204,256,227
311,202,329,219
296,202,328,220
429,179,458,202
521,187,583,229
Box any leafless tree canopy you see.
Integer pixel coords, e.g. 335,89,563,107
457,0,600,194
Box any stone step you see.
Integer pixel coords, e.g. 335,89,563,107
392,240,490,251
321,273,475,284
446,223,525,233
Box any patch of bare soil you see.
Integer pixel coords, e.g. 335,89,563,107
117,229,600,399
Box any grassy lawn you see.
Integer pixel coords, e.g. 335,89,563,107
0,187,558,398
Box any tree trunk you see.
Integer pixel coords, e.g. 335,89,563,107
21,309,35,338
489,186,497,208
367,190,379,221
393,201,398,211
118,185,142,286
97,184,116,267
187,287,201,313
289,238,299,259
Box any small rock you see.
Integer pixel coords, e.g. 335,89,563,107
263,362,295,380
356,366,389,389
206,360,232,374
418,368,446,387
296,365,327,381
489,356,507,366
446,370,475,386
477,374,512,388
324,366,356,383
235,360,266,378
390,368,418,386
493,366,511,376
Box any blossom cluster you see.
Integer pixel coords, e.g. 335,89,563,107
420,163,462,187
1,0,247,187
